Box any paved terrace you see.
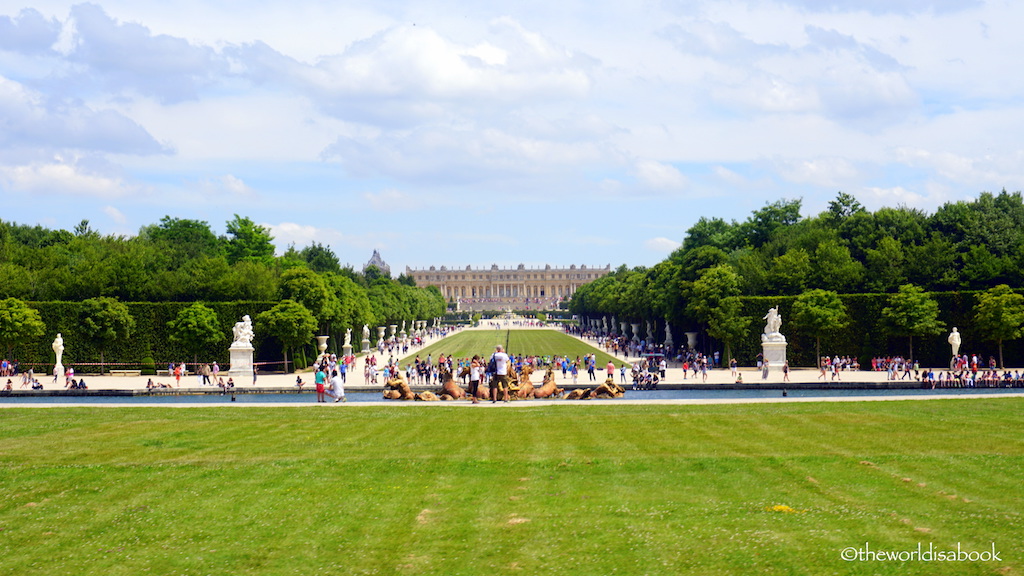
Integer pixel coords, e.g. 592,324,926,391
1,321,1004,394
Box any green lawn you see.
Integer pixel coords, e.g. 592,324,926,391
399,329,624,367
1,399,1022,575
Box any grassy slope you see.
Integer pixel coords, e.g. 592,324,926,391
0,400,1022,575
398,329,624,367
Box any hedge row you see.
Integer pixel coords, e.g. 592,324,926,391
15,301,280,374
732,291,1022,368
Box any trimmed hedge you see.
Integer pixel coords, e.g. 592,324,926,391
15,301,279,374
732,290,1021,368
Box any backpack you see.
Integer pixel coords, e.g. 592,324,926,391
487,355,497,374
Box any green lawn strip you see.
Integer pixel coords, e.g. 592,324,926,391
398,329,624,368
0,400,1021,575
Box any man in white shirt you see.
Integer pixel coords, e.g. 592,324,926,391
490,345,510,403
327,369,347,403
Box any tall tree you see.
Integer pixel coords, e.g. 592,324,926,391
792,289,849,361
224,215,275,265
256,300,317,373
0,298,45,360
881,284,943,360
973,284,1024,368
142,216,223,261
79,297,135,375
167,303,223,365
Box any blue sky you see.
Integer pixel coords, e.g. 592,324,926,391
2,1,1022,274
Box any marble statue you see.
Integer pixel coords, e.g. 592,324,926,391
761,306,785,342
52,333,64,367
344,328,352,347
362,324,370,341
231,315,254,347
948,327,961,357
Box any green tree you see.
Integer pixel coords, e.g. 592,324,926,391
792,289,849,361
225,214,275,265
881,284,943,360
256,300,317,373
705,296,751,361
765,249,811,295
687,265,749,358
300,242,342,274
0,298,45,360
167,303,223,365
865,237,907,292
973,284,1024,368
279,267,339,332
79,297,135,374
141,216,223,261
810,240,864,293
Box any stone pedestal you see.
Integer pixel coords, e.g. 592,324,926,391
761,341,787,371
54,363,65,380
342,344,353,359
228,344,254,377
360,339,370,353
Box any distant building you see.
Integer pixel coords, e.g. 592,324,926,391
405,263,611,311
363,250,391,277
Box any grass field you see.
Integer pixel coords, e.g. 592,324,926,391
1,399,1022,575
399,329,622,367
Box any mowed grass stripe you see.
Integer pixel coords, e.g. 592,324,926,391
1,400,1022,575
398,329,623,367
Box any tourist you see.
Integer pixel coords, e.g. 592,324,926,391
729,358,738,378
489,345,510,403
761,359,770,381
327,369,346,403
606,359,615,381
782,361,791,383
468,355,482,404
315,373,326,402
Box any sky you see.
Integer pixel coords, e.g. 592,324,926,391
2,1,1022,275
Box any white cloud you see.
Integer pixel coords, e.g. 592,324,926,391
645,237,682,253
363,188,421,211
776,157,859,187
0,159,134,197
102,205,126,224
633,159,688,190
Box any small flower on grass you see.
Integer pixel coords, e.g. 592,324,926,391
766,504,802,514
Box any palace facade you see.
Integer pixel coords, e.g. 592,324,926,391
405,263,611,311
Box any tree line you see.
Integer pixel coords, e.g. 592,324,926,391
0,215,446,370
570,191,1024,367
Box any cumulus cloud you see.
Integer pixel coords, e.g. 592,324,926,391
0,158,135,197
769,0,982,15
0,8,61,54
776,157,859,187
192,174,256,197
645,237,682,253
0,75,166,154
66,3,226,103
102,205,126,224
633,159,688,190
232,18,594,126
363,188,422,211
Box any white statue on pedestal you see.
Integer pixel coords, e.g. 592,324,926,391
948,327,961,357
344,328,352,347
232,315,254,347
761,306,786,342
52,333,64,364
